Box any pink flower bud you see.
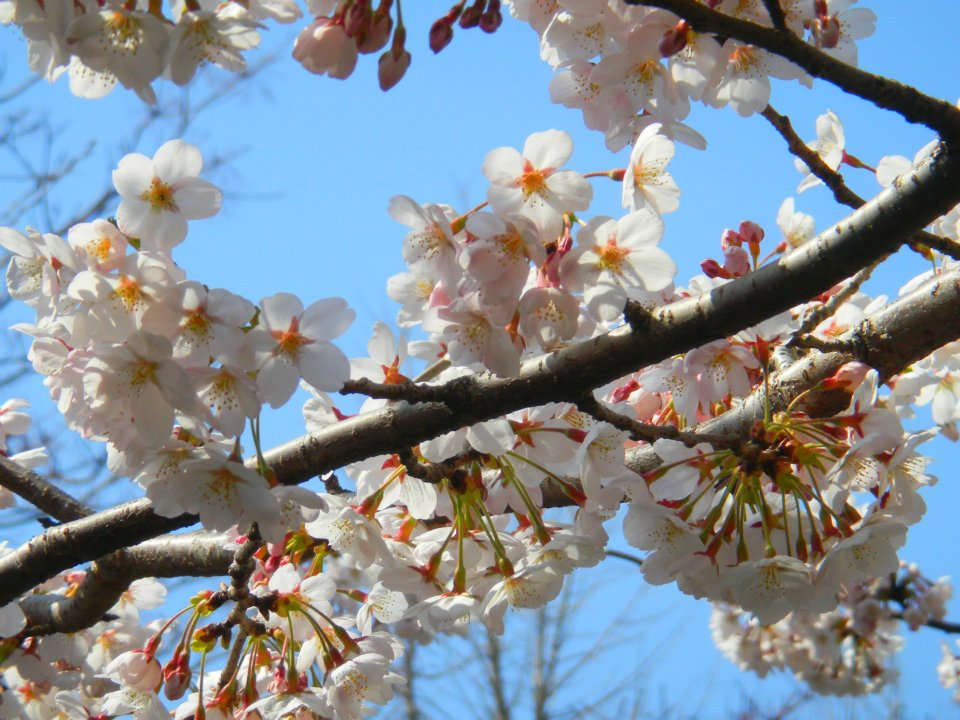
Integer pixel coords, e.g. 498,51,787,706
822,361,870,390
658,20,688,57
344,0,371,37
106,650,163,692
720,228,741,250
379,48,411,90
358,10,392,53
163,654,192,701
293,18,359,79
722,245,750,277
700,258,732,279
737,220,764,246
429,18,454,53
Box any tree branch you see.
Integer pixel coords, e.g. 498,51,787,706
628,265,960,472
0,456,93,522
19,533,233,635
1,144,959,605
625,0,960,139
761,105,960,260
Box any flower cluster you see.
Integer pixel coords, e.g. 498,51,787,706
1,139,354,545
714,566,953,695
511,0,876,150
1,114,957,715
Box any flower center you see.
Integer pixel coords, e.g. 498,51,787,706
272,316,313,361
596,241,629,275
519,160,550,198
112,276,146,312
142,177,178,212
87,237,114,262
128,360,157,387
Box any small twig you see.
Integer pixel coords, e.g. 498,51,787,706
216,524,264,691
790,335,859,353
793,260,880,337
396,447,472,487
0,456,94,522
575,394,736,449
760,0,787,31
340,377,451,404
762,105,960,260
605,548,645,568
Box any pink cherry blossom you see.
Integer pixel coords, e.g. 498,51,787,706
482,129,593,241
559,208,676,322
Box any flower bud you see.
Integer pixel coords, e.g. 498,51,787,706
720,228,741,250
378,48,411,91
105,650,163,692
459,0,484,28
658,20,688,57
723,245,750,276
700,258,732,279
163,653,192,701
358,9,392,53
344,0,371,37
737,220,764,246
429,18,454,53
479,0,502,33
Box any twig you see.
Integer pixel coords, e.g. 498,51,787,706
761,105,960,260
0,456,93,522
217,525,265,691
790,335,859,353
396,447,472,486
625,0,960,139
605,548,645,568
760,0,787,31
793,261,880,337
574,394,737,449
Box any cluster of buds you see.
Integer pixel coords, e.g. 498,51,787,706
293,0,411,89
429,0,503,54
701,220,770,279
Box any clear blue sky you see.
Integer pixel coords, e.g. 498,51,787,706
1,2,959,716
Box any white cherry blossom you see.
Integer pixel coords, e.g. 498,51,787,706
112,140,222,250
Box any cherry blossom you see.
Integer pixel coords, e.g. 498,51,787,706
559,208,676,322
113,140,223,251
482,129,593,241
621,122,681,215
249,292,354,408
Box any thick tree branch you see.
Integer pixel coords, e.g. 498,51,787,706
0,498,195,606
19,533,233,635
11,265,960,633
628,265,960,472
1,145,959,605
625,0,960,139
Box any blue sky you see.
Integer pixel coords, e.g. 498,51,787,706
1,2,960,716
